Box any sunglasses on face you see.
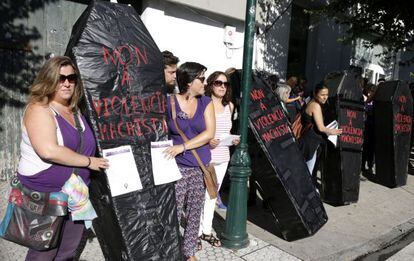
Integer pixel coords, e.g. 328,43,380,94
59,74,77,84
195,76,205,83
212,80,230,88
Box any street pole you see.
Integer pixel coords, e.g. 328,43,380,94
221,0,257,249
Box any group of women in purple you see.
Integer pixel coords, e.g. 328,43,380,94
163,62,239,260
11,56,238,261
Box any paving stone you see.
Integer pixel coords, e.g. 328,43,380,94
195,240,243,261
242,245,301,261
231,235,269,257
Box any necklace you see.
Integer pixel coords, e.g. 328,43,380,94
50,101,76,126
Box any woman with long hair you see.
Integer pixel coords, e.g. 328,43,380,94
198,71,239,247
298,84,342,174
16,56,108,260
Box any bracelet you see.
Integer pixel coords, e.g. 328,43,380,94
182,143,187,155
86,157,91,168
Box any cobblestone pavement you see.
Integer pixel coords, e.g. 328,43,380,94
2,175,414,260
0,180,298,261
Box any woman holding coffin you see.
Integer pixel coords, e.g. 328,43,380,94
164,62,215,261
15,56,108,260
298,83,342,175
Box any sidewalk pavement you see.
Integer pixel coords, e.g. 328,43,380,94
1,174,413,260
388,241,414,261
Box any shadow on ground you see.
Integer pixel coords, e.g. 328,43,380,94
217,189,281,239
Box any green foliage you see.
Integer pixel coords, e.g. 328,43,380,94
313,0,413,53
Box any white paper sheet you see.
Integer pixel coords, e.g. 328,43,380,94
151,140,182,185
218,134,240,147
326,120,339,147
102,145,142,197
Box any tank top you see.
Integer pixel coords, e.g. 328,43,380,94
211,104,232,163
17,107,96,192
167,95,212,167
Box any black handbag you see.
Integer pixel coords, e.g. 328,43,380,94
0,176,68,250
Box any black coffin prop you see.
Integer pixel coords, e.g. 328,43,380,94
321,71,364,205
374,81,413,187
65,2,181,260
246,72,328,241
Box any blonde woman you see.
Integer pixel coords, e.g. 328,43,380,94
17,56,108,260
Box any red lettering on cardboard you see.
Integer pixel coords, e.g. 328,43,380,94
394,112,412,134
346,110,357,119
261,123,290,143
92,92,165,118
253,108,284,130
133,46,149,65
102,45,149,67
121,70,132,86
340,135,363,145
98,116,166,141
250,89,265,101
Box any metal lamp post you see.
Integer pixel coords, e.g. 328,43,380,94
221,0,257,249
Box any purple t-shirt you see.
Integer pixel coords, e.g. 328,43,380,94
18,113,96,192
167,95,212,167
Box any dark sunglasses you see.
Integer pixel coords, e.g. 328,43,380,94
195,76,206,83
59,74,77,84
212,80,230,88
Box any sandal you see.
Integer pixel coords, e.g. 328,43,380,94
200,233,221,247
197,237,203,251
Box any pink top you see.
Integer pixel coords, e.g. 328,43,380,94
211,104,232,163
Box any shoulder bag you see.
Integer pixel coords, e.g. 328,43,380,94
170,95,218,199
0,110,84,250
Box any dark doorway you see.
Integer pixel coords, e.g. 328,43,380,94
286,4,310,78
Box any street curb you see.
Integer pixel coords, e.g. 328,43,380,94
316,217,414,261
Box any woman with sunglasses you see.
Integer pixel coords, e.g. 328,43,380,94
164,62,215,261
198,71,240,247
15,56,108,260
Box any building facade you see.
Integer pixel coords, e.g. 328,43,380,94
1,0,413,179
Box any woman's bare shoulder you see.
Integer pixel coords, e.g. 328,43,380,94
306,101,321,115
308,101,321,110
25,103,53,119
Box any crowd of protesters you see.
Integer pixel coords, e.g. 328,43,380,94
162,51,240,260
5,48,412,261
266,71,406,182
162,48,411,259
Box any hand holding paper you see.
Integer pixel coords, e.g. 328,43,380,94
218,134,240,147
102,145,142,197
326,121,339,147
151,140,182,185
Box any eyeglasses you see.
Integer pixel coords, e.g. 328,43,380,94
195,76,205,83
59,74,77,84
212,80,230,88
